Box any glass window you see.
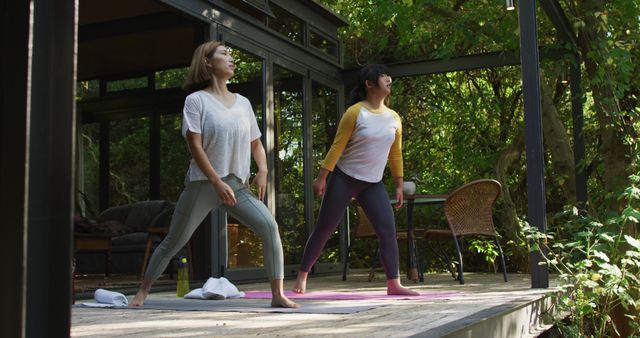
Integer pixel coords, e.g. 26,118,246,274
159,114,190,202
222,0,267,22
228,46,264,122
106,76,149,93
310,29,338,58
155,67,188,90
312,82,339,263
78,123,101,218
77,80,100,100
109,118,150,205
274,65,305,265
267,4,303,44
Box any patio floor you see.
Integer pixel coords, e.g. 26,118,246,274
71,271,558,337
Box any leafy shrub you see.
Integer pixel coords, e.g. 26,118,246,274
522,175,640,337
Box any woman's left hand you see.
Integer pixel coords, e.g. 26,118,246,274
252,170,267,201
395,186,404,209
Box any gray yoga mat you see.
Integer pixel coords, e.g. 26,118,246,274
77,298,383,314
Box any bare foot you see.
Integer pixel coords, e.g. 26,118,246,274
387,285,420,296
292,271,308,294
387,278,420,296
270,278,299,308
271,294,300,308
129,288,149,306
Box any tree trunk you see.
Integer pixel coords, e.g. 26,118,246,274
493,130,528,272
540,76,577,203
573,2,636,336
576,0,631,206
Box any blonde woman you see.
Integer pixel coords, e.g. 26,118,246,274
130,41,298,308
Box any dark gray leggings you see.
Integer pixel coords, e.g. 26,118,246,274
299,168,400,280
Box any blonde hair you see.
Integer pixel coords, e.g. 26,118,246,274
183,41,225,93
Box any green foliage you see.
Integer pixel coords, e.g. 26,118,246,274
389,67,527,268
322,0,521,64
392,67,524,191
106,76,148,92
108,118,150,205
468,239,499,269
155,67,188,90
77,80,99,100
522,175,640,337
228,47,262,84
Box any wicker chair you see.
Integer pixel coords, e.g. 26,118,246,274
342,205,417,281
423,179,508,284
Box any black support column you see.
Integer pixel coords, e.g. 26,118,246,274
25,0,78,336
2,0,77,336
0,0,31,337
518,0,549,288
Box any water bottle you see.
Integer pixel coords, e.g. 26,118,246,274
176,256,190,297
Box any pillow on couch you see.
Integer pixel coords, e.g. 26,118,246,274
124,200,171,233
149,205,176,229
96,204,131,225
112,232,149,246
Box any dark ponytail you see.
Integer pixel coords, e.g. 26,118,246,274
346,64,390,106
347,86,365,107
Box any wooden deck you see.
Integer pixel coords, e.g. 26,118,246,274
71,271,558,337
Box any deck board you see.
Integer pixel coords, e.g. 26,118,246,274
72,272,558,337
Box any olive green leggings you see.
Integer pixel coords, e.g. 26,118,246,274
144,176,284,282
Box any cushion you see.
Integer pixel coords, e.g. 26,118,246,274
149,205,176,229
96,204,131,224
112,232,149,246
124,200,169,233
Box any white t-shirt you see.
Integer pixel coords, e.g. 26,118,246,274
322,102,403,183
181,90,261,183
335,105,402,182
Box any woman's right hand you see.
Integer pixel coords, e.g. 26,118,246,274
312,177,327,196
212,180,236,206
313,167,331,196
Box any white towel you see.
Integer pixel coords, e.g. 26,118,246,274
202,278,225,299
184,287,223,300
95,288,129,306
219,277,245,299
81,288,129,307
184,277,245,300
184,288,206,299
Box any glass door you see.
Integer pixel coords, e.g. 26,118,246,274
310,81,339,265
217,33,344,281
224,44,267,272
273,64,306,266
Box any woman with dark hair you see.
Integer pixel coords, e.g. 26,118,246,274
130,41,298,308
293,64,419,295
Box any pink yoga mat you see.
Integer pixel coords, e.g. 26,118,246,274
242,290,462,300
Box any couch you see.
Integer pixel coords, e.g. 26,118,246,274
74,200,178,275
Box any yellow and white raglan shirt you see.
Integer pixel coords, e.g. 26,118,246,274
321,102,403,183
